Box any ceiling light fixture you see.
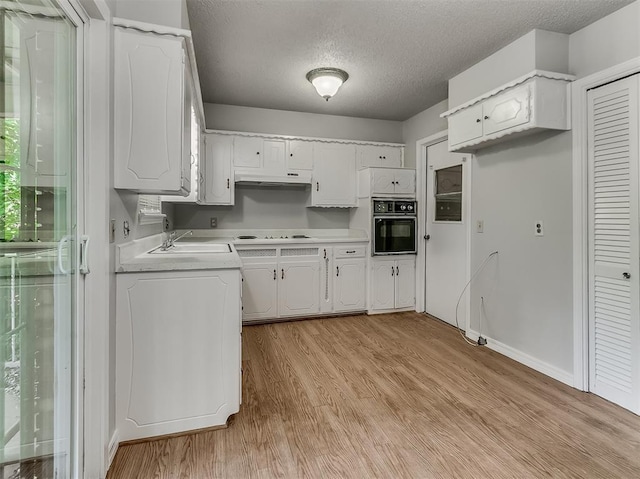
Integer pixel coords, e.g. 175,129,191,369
306,67,349,101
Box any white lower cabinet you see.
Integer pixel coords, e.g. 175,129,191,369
240,244,366,322
116,269,241,441
370,257,415,312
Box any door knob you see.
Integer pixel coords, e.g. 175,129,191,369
623,272,631,279
424,235,430,240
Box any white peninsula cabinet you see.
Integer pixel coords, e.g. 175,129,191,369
310,143,357,207
200,133,234,205
113,23,193,195
370,257,415,312
116,268,241,441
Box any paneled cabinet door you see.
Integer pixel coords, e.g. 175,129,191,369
334,258,366,312
395,259,415,309
241,262,278,321
278,259,320,317
287,141,314,171
202,134,234,205
448,104,483,147
379,147,402,168
234,136,262,168
482,83,530,136
263,140,286,171
312,143,357,207
357,145,402,169
394,169,416,195
114,28,187,193
370,260,395,310
371,169,396,194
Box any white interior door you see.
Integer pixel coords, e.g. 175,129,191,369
424,140,469,327
587,74,640,414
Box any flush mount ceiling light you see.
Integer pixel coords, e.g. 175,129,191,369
306,67,349,101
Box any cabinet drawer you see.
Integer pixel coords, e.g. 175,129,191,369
334,246,366,258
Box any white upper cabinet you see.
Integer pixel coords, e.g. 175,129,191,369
359,167,416,197
201,133,234,205
286,140,314,171
442,72,575,153
114,27,191,195
311,143,357,207
233,136,263,168
357,145,403,169
262,140,286,171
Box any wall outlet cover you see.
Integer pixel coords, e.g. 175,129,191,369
535,220,544,236
210,217,218,228
476,220,484,233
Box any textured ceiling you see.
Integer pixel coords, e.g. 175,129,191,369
187,0,634,121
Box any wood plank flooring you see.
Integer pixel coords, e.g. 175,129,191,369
107,312,640,478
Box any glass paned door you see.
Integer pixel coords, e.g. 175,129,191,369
0,1,77,477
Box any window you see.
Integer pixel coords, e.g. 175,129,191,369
434,165,462,222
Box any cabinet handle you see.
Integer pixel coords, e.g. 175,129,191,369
316,181,319,192
336,266,339,277
346,250,355,254
476,118,481,123
281,268,284,280
290,153,293,157
392,266,395,276
396,266,399,276
256,151,260,155
227,178,230,189
623,272,631,279
323,248,327,259
273,269,276,280
484,115,489,120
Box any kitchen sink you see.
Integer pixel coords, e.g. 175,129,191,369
148,243,232,254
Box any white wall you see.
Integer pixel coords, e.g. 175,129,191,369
401,99,448,168
205,103,403,143
569,1,639,78
448,29,569,107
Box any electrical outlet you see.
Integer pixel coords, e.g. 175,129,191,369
535,220,544,236
210,217,217,228
476,220,484,233
109,219,116,243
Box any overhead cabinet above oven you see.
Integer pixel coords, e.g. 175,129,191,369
441,70,575,153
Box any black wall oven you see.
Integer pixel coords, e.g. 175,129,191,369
372,199,417,255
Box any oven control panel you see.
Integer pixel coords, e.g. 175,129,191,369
373,199,416,215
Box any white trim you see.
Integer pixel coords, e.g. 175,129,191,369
108,431,120,469
204,128,405,148
415,130,447,313
441,69,575,117
467,329,574,387
571,56,640,391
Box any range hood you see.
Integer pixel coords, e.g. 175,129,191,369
234,171,312,186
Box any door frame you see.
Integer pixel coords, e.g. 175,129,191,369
572,56,640,391
415,131,473,334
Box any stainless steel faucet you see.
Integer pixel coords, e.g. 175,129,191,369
161,230,193,250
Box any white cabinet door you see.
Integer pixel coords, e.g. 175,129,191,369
395,259,415,309
116,270,241,441
370,260,395,310
203,134,233,205
114,28,187,193
334,258,366,312
483,83,530,136
234,136,262,168
263,140,286,172
241,262,278,321
379,147,403,168
278,259,320,317
180,56,193,195
448,104,483,147
357,145,381,169
312,143,357,207
287,140,314,171
394,169,416,195
371,169,396,195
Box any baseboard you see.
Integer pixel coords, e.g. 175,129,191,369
108,431,119,469
467,329,574,387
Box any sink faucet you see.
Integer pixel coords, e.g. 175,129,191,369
161,230,193,250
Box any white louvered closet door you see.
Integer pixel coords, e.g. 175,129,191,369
588,74,640,414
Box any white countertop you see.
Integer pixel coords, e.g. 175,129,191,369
116,229,369,273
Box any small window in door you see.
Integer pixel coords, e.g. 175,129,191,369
434,165,462,222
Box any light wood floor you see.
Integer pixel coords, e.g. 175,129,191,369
107,312,640,478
